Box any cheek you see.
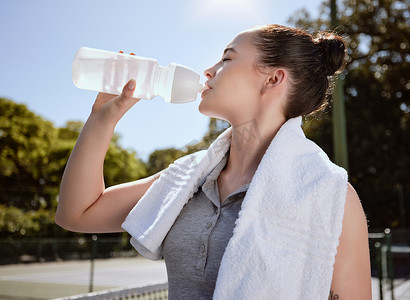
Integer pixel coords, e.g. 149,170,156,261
219,67,257,98
228,74,259,102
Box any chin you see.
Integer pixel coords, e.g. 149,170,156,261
198,100,216,117
198,100,213,117
198,97,232,122
199,105,228,123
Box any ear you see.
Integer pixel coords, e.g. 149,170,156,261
261,68,287,95
266,68,286,87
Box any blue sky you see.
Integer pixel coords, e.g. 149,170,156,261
0,0,323,161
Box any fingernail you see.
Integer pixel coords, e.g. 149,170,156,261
127,80,136,89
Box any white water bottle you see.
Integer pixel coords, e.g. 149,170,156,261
72,47,204,103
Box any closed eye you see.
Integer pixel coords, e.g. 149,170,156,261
222,57,230,62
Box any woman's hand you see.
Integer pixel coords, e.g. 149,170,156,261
91,51,140,124
91,80,139,123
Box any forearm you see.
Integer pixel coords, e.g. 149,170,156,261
56,112,116,225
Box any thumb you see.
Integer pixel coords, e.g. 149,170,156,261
116,79,140,112
121,79,136,98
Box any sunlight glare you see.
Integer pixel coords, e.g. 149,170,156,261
186,0,267,27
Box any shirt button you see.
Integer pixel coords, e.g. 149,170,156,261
200,244,206,253
206,222,212,229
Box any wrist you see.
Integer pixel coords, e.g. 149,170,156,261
88,110,118,132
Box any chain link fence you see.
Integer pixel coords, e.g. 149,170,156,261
369,228,410,300
0,234,135,265
1,230,409,299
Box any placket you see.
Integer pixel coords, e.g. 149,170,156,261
194,157,226,277
194,200,220,277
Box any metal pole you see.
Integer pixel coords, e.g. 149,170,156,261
384,228,395,300
330,0,349,171
375,241,384,300
89,234,97,293
397,184,406,228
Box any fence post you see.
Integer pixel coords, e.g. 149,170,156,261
375,241,384,300
89,234,97,293
37,238,43,262
384,228,394,300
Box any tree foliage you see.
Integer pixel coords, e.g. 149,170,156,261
146,148,185,176
0,98,147,212
185,118,230,154
0,205,57,238
145,118,229,176
290,0,409,229
0,98,58,210
104,135,147,186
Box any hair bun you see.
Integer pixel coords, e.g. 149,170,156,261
314,33,346,76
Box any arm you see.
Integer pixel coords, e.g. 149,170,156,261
55,79,161,233
329,183,372,299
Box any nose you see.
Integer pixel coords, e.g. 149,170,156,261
204,63,217,78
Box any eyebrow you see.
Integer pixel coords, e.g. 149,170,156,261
223,47,237,55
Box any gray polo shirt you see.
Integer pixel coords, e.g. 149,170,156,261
162,151,249,299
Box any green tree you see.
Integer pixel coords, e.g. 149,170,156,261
0,205,39,238
0,205,57,238
104,133,147,186
185,118,230,154
54,120,148,189
0,98,147,213
290,0,409,229
0,98,58,210
146,148,185,176
56,120,148,187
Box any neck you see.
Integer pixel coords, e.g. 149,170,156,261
223,114,286,184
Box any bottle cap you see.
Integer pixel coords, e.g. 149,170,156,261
169,64,202,104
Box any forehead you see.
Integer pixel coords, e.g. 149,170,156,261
225,31,256,53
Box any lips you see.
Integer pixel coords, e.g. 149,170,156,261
201,82,212,98
201,87,211,98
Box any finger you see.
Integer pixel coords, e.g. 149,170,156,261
121,79,136,98
119,50,124,54
130,52,136,56
117,79,141,108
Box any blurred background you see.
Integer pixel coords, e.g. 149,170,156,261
0,0,409,299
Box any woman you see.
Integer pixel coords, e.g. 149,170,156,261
56,24,371,299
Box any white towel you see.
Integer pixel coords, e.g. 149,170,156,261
122,116,348,299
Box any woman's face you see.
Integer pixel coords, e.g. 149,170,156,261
198,30,264,124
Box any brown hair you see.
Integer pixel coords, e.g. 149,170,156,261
251,24,346,119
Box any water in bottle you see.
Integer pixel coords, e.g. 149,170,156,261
72,47,203,103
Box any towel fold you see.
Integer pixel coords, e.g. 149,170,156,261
122,116,348,299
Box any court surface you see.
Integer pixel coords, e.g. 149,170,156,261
0,256,167,299
0,256,409,299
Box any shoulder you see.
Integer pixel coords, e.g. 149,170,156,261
339,184,369,250
343,184,368,232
